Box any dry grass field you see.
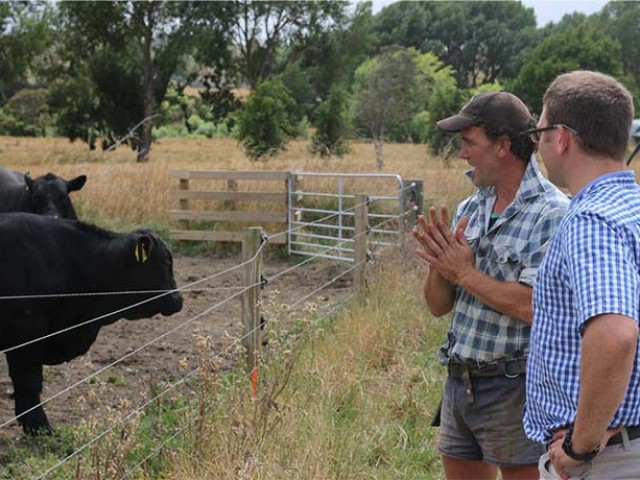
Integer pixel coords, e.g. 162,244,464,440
2,135,637,479
0,135,462,479
0,136,475,231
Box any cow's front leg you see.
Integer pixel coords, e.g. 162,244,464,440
6,347,52,435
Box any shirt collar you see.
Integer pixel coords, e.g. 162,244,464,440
464,155,548,204
571,170,636,206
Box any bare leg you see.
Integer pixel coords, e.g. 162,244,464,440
442,455,498,480
500,464,539,480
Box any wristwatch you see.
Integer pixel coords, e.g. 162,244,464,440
561,424,600,462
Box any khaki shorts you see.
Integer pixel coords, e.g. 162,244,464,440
438,374,545,466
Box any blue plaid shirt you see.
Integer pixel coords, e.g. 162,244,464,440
525,171,640,444
441,157,569,364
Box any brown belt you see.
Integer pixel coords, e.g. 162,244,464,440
447,359,527,405
447,359,527,379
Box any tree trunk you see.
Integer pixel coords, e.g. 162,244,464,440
138,3,156,163
374,140,384,170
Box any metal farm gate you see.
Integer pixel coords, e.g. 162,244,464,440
287,172,419,262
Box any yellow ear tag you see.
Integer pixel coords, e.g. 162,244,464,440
135,244,149,263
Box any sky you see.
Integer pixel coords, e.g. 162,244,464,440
521,0,608,26
370,0,609,27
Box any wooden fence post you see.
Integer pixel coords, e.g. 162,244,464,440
224,178,238,211
241,227,263,381
178,178,190,231
354,194,368,294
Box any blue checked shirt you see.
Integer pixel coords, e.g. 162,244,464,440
525,171,640,444
441,157,569,364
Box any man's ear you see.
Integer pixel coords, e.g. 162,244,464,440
557,127,573,154
495,136,511,157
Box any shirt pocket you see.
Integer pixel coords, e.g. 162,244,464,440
490,244,523,282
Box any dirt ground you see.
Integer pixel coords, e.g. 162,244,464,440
0,253,355,441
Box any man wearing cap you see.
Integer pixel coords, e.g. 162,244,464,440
413,91,569,479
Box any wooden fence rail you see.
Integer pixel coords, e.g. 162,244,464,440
168,170,290,244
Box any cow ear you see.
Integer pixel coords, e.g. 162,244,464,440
134,235,152,264
24,174,34,192
67,175,87,192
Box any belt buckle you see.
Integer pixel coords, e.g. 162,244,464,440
504,359,523,379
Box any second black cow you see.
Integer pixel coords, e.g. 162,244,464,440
0,167,87,218
0,213,183,434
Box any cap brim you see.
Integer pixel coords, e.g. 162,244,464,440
436,113,477,132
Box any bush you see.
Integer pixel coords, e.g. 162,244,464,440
237,79,296,160
3,88,50,136
276,61,316,124
152,124,189,139
192,120,234,139
423,81,463,156
0,108,39,136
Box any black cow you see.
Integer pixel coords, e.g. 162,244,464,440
0,167,87,218
0,213,183,434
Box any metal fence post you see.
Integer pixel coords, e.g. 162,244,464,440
288,173,301,256
403,179,424,230
354,194,368,294
241,227,263,378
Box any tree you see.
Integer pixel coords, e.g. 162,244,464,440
275,61,315,128
298,2,378,103
352,47,459,164
374,1,537,88
352,46,420,168
419,61,462,156
51,1,232,161
598,2,640,106
3,88,50,136
310,87,352,157
0,2,51,102
237,79,296,160
228,1,348,89
510,25,623,114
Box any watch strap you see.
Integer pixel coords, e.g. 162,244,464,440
561,424,600,462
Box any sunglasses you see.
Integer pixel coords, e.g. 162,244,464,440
527,124,579,144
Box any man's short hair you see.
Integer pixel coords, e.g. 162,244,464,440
543,71,634,160
481,123,536,164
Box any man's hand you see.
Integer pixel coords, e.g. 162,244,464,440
547,427,621,480
413,205,474,285
413,205,448,264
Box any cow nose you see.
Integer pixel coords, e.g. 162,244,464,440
163,292,183,315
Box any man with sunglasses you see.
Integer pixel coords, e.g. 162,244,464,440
525,71,640,479
413,91,568,479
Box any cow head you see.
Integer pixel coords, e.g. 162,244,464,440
24,173,87,219
124,231,183,319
